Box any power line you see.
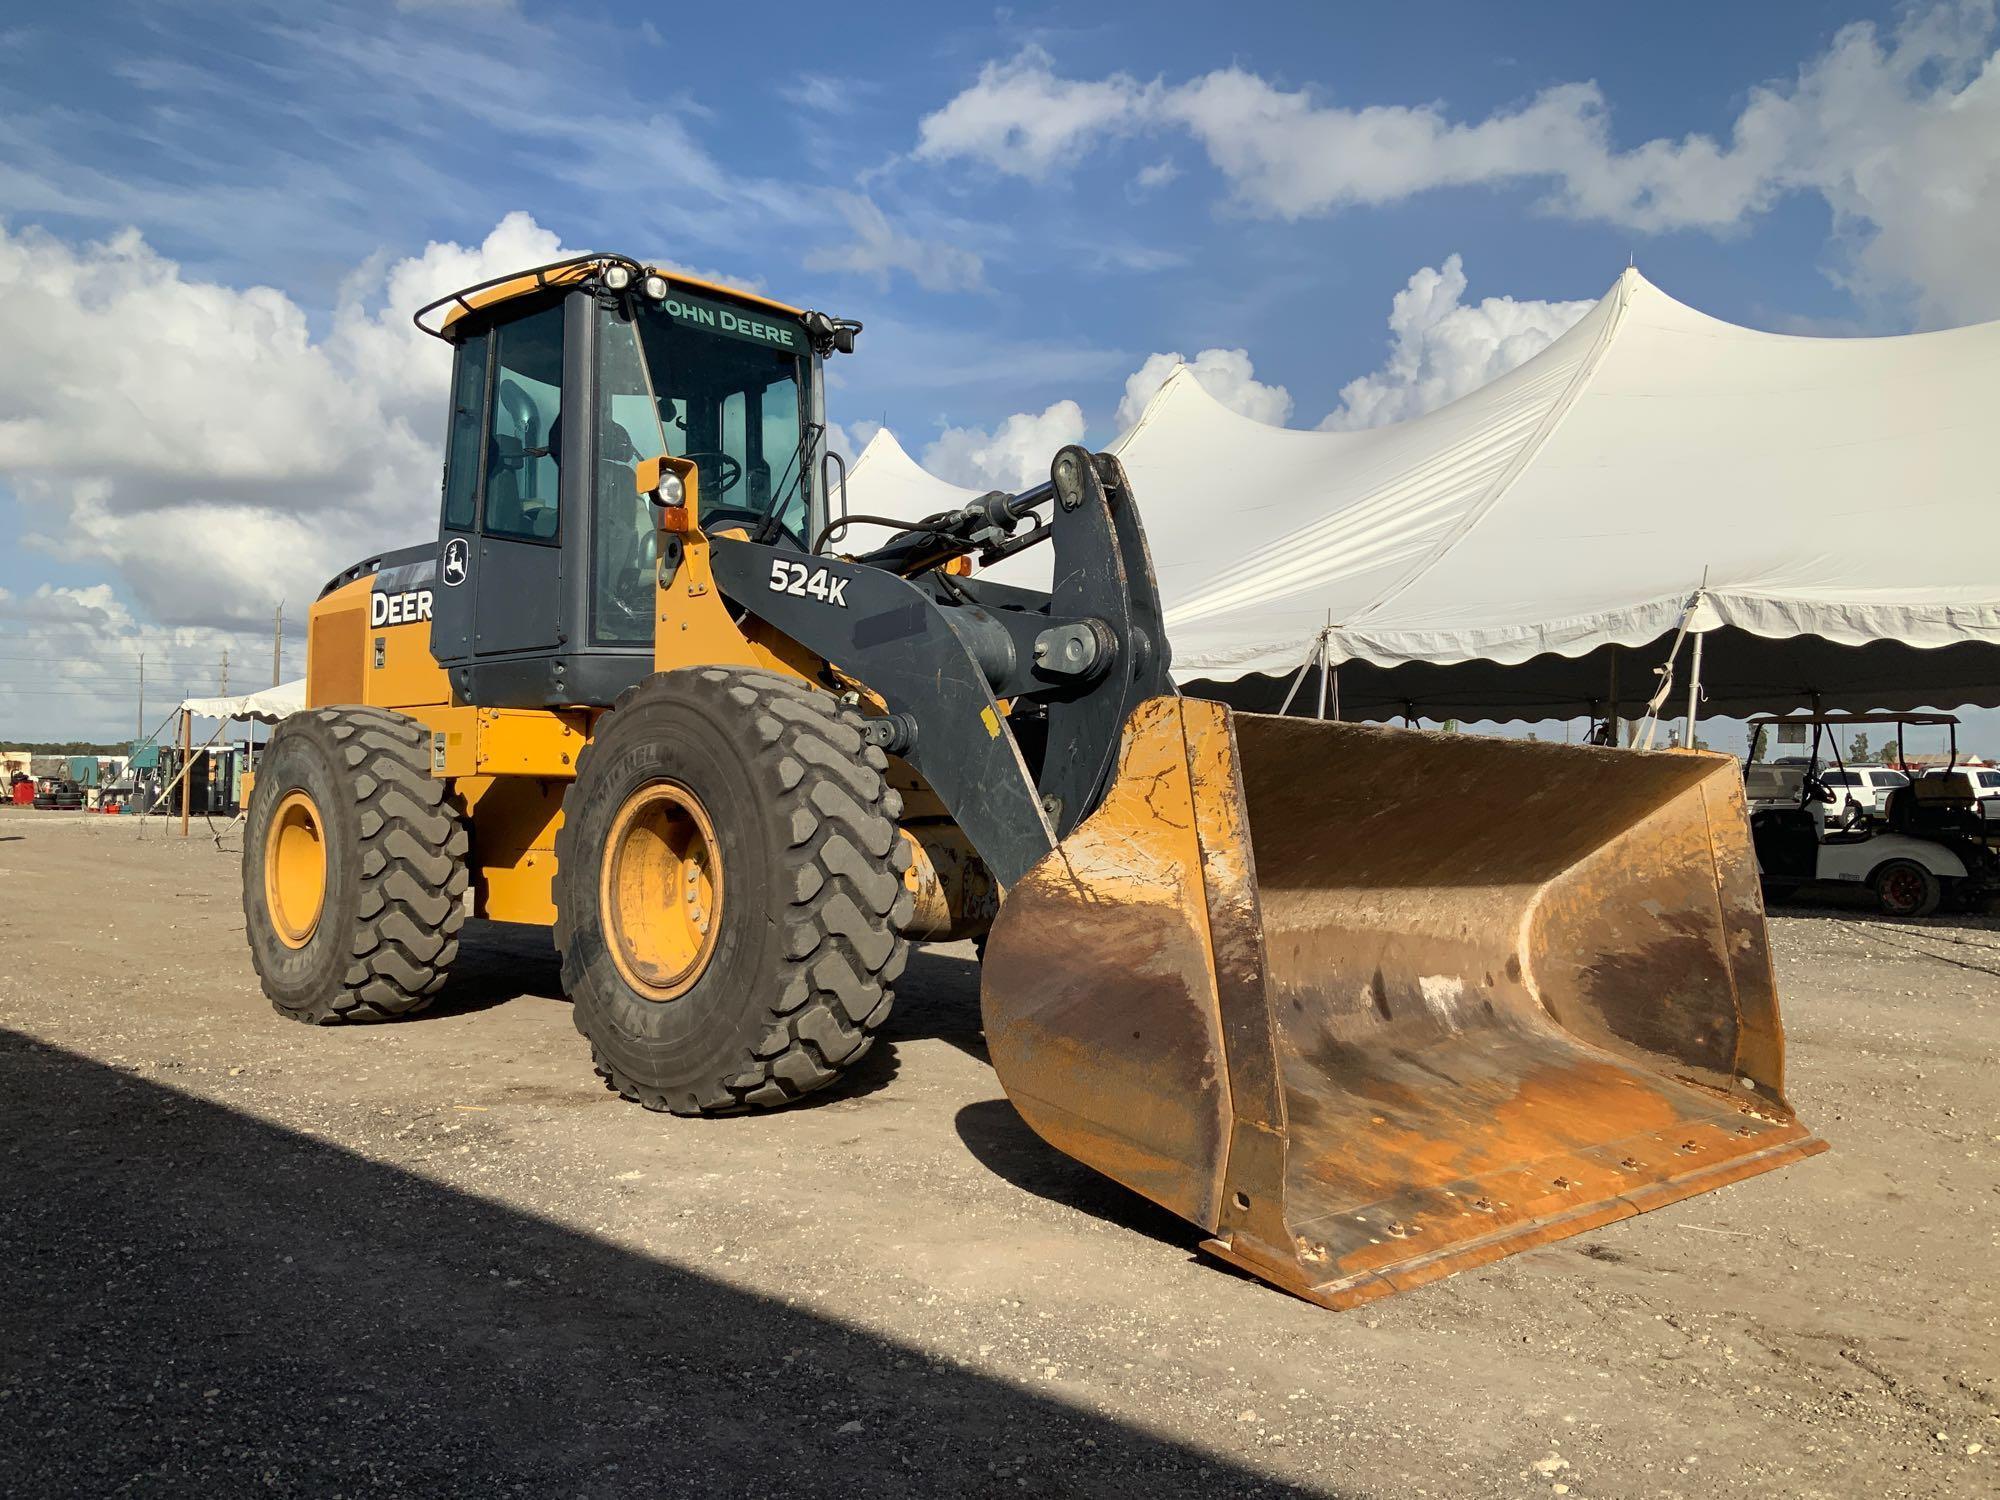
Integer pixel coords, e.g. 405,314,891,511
0,686,176,697
0,653,304,669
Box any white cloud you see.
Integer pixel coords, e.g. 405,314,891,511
0,580,298,741
917,6,2000,322
1162,71,1616,220
922,401,1086,491
1319,255,1594,430
805,193,985,293
1115,349,1292,430
915,45,1154,178
780,75,861,115
1130,158,1180,197
0,213,575,639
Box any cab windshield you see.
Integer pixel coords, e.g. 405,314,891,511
594,290,817,643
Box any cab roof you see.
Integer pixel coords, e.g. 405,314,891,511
414,253,803,341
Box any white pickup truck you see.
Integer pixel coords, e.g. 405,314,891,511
1961,766,2000,825
1816,765,1909,826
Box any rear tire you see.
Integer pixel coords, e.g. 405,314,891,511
243,707,469,1022
555,668,912,1115
1871,859,1941,919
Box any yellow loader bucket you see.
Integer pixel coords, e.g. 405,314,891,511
981,697,1826,1309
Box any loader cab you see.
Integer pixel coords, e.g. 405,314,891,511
425,267,830,708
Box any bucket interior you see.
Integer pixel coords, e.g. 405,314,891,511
1224,715,1818,1302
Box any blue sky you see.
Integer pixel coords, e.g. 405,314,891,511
1,0,1995,741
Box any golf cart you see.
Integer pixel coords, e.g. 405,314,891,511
1746,713,1997,918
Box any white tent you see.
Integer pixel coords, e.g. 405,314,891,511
842,428,982,532
178,678,306,724
848,269,2000,720
840,430,1056,591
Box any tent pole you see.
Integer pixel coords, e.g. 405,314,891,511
1606,648,1621,746
1316,643,1330,720
1637,593,1701,750
1330,667,1341,722
1276,636,1320,717
179,708,192,838
1683,631,1705,749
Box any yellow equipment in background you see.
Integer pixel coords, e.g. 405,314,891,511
243,254,1823,1309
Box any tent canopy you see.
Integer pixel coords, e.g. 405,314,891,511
848,269,2000,720
179,679,306,725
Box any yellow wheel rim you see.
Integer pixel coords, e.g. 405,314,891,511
265,790,328,949
602,781,723,1002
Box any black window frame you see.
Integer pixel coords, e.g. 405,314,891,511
589,298,667,647
440,328,493,534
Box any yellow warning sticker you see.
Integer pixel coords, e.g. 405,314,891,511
980,706,1002,739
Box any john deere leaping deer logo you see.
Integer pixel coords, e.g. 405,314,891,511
441,537,469,587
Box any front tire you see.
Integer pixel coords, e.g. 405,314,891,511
555,668,912,1115
243,707,469,1022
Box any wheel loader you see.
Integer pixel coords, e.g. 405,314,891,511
245,253,1826,1309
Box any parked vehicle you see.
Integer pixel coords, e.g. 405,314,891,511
1818,765,1909,826
1747,714,1997,918
1955,766,2000,824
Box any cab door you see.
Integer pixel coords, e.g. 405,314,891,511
426,300,569,679
469,301,566,660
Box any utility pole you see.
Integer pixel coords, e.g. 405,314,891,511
272,603,283,687
220,645,230,696
137,651,145,742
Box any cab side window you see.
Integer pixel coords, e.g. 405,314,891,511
441,330,489,531
484,305,565,542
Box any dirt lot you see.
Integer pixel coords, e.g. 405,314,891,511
1,809,1994,1497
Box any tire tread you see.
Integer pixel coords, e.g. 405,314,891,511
556,669,910,1115
246,706,467,1023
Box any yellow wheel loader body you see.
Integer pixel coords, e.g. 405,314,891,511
259,251,1823,1314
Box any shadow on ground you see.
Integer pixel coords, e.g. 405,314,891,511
421,918,568,1018
953,1099,1209,1256
0,1028,1324,1497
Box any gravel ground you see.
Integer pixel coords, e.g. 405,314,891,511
0,809,1994,1497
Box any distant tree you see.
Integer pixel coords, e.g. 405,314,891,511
1849,731,1872,763
1748,725,1768,761
1441,718,1461,734
1693,732,1712,751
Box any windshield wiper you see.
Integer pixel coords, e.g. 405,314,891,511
750,420,819,546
